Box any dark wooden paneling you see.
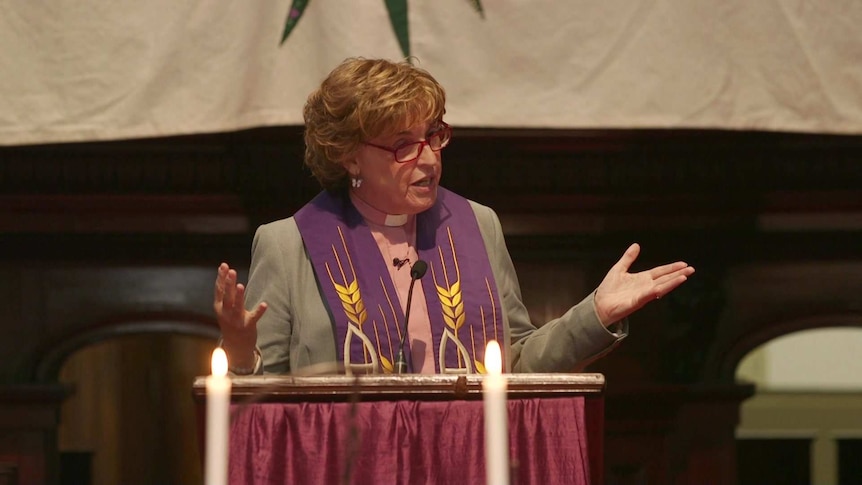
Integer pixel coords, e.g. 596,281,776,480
2,128,860,225
2,127,860,265
1,127,860,485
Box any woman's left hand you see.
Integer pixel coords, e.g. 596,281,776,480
594,243,695,326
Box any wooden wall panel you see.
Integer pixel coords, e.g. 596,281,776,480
1,127,860,484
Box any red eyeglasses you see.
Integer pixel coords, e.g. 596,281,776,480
364,122,452,163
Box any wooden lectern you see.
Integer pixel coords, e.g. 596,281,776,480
192,373,605,485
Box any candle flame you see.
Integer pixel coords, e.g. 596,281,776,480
484,340,502,375
211,347,228,377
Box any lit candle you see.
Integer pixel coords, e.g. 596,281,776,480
483,340,509,485
206,347,231,485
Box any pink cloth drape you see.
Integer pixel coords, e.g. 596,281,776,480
228,396,598,485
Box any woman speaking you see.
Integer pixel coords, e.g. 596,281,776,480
213,57,694,375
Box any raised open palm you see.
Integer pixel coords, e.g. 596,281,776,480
594,243,695,325
213,263,268,367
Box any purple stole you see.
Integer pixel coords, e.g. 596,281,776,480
294,188,503,374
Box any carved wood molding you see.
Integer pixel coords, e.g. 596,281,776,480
1,128,860,239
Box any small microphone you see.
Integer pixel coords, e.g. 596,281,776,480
392,257,410,269
394,260,427,374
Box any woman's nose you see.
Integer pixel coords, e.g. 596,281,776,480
415,142,439,165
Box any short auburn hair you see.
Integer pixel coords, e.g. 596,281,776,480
303,57,447,190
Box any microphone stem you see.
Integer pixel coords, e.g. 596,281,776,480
394,349,408,374
395,278,418,374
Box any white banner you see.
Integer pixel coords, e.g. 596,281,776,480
1,0,861,146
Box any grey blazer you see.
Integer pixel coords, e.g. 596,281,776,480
246,199,626,374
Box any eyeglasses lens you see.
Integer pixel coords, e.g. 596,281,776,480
393,127,450,163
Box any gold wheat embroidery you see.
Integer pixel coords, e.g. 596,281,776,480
433,228,469,368
328,269,367,326
437,278,466,331
376,275,402,374
434,228,465,333
379,276,402,344
371,313,394,373
470,324,487,374
432,234,500,374
485,277,499,342
324,226,377,366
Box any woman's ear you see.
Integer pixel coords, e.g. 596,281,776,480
341,154,360,178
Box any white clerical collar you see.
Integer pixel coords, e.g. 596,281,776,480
349,191,410,227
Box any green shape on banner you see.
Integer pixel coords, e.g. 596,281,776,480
279,0,484,56
281,0,310,45
467,0,485,19
384,0,410,59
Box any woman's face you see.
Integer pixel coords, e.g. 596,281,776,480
344,121,444,215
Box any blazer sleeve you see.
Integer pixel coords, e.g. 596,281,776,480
470,201,628,372
245,220,296,374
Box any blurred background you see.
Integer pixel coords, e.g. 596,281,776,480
1,1,860,484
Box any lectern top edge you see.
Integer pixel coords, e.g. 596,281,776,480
191,373,605,402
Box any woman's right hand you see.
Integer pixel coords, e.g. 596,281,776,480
213,262,268,369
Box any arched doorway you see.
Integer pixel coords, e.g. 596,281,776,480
37,318,219,485
735,327,862,485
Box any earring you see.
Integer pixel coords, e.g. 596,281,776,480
351,177,362,188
